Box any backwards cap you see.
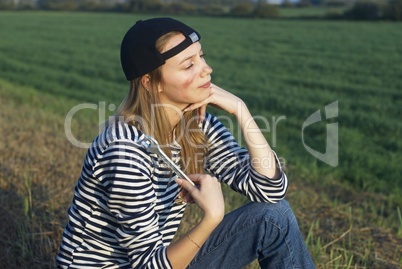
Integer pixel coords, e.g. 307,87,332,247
120,18,201,81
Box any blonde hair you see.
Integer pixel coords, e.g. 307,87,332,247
117,31,207,174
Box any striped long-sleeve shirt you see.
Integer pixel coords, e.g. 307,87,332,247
56,113,288,268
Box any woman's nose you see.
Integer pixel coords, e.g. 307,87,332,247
201,62,213,77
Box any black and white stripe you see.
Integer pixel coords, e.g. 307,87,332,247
57,113,288,268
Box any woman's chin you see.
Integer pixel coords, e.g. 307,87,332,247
196,89,211,101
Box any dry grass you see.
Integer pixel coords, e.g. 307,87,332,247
0,83,401,268
289,183,402,269
0,81,97,268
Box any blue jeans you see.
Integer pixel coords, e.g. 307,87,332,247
188,200,315,269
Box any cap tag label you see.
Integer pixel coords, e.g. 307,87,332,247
189,32,199,43
162,32,200,61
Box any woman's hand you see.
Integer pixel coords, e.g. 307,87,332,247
176,174,224,224
168,174,225,268
185,83,281,179
184,83,245,122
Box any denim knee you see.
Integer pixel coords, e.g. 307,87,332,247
251,200,299,237
251,199,294,222
257,200,315,268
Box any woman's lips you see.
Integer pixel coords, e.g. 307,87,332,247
199,81,211,88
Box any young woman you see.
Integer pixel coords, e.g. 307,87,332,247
57,18,315,269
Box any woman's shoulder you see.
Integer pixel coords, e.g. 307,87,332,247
92,120,146,153
88,121,153,174
202,112,217,126
202,112,226,131
104,120,144,142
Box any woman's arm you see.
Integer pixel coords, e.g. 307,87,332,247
167,174,224,269
185,83,280,179
94,139,171,268
95,144,224,269
233,97,280,179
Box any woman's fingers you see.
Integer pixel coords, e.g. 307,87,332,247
184,83,242,115
179,188,195,204
175,175,224,221
198,106,207,123
184,97,212,112
176,178,197,193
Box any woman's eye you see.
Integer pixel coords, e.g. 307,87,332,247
185,63,194,69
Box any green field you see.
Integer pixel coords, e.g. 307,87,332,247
0,11,401,268
279,6,346,18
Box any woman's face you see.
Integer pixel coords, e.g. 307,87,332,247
158,33,213,111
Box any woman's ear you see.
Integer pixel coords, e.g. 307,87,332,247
157,82,163,93
141,75,151,91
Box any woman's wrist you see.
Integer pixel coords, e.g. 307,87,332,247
231,98,246,117
201,212,223,229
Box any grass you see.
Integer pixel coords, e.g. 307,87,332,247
0,11,401,268
1,11,401,199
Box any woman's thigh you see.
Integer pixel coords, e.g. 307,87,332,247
188,200,313,269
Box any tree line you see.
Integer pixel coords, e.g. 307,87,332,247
0,0,281,18
0,0,401,20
